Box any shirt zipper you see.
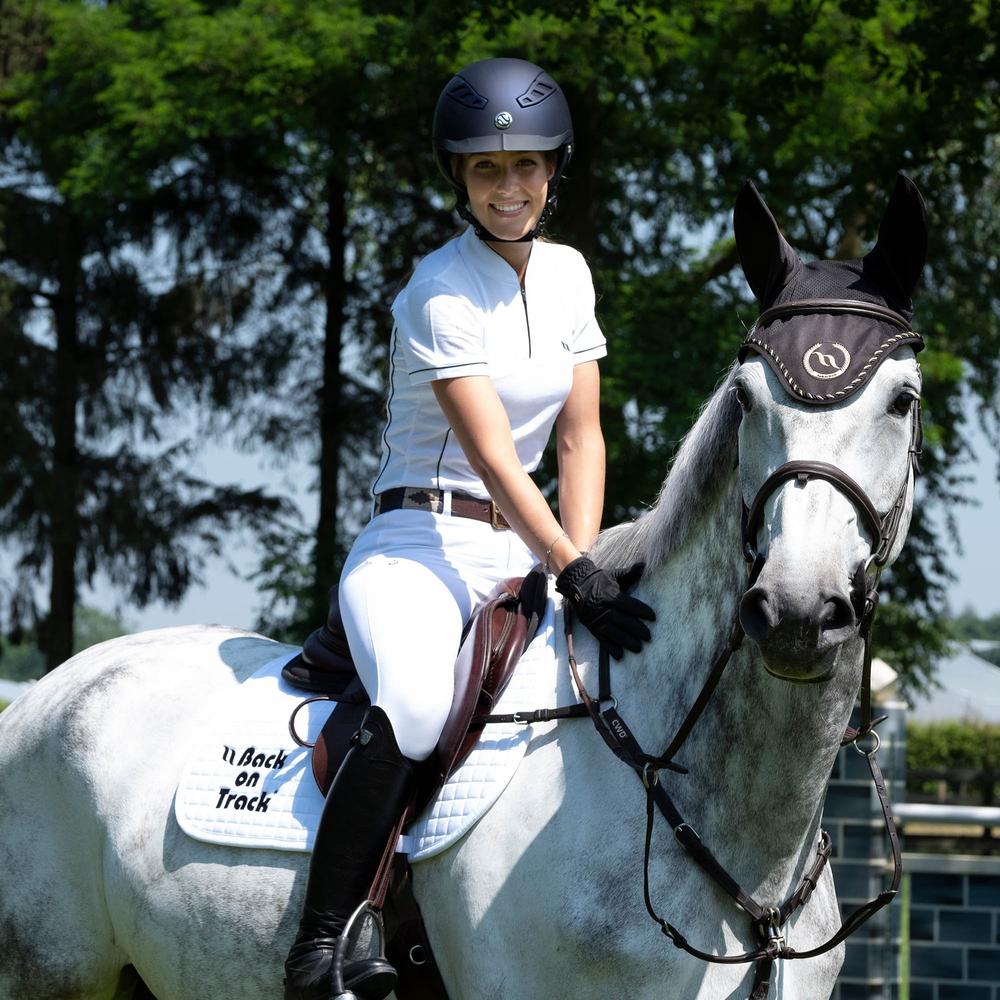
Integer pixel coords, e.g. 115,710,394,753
520,285,532,359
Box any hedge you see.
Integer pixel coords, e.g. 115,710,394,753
907,720,1000,803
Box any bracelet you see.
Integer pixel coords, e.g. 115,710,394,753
544,531,570,575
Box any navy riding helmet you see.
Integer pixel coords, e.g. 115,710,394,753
432,57,574,242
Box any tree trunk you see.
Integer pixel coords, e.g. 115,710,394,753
557,79,599,262
46,212,81,671
313,170,347,621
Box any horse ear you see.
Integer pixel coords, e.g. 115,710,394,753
734,179,801,307
864,173,928,304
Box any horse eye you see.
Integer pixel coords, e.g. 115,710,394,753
890,390,919,416
733,384,752,413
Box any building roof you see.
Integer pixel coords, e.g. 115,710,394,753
906,644,1000,723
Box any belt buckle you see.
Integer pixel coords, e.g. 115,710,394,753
489,500,507,530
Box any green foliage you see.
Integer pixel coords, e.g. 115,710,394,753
250,520,316,643
908,719,1000,771
1,0,998,685
907,719,1000,803
0,640,44,683
952,608,1000,643
873,599,955,698
0,0,298,665
949,608,1000,666
75,604,131,651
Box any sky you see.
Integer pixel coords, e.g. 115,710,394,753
83,438,315,635
99,399,1000,637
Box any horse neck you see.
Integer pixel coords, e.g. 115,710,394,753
622,473,862,902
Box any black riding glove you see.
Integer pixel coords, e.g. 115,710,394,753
555,557,655,660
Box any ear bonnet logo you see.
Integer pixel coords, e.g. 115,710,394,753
803,343,851,380
494,111,513,129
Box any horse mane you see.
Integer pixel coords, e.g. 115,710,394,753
593,364,742,571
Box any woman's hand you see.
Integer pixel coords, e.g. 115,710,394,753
555,557,655,659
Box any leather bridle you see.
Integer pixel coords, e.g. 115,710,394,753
559,299,922,999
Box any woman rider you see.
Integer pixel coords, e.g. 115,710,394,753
284,57,655,1000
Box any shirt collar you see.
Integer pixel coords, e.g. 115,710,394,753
458,226,533,288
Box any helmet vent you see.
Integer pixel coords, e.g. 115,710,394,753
516,74,556,108
446,79,488,110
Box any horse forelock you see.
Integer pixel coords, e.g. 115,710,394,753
594,364,741,571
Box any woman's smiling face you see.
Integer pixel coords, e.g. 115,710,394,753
460,150,555,240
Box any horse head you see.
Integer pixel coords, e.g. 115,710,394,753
732,175,927,682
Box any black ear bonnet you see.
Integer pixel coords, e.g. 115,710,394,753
734,176,927,405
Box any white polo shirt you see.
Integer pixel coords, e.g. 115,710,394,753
371,227,607,500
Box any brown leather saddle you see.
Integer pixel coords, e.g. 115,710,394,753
282,565,548,804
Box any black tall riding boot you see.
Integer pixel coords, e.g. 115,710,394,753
284,706,416,1000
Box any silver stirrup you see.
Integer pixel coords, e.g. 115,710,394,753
331,900,388,999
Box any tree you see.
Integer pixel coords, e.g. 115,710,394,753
8,0,492,639
2,0,998,695
0,0,292,669
470,0,1000,692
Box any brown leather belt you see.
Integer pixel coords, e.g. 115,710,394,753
374,487,511,530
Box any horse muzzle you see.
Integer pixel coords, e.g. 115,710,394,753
739,573,859,682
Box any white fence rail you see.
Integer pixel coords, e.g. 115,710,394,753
894,802,1000,826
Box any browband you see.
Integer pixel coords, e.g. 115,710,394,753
753,298,913,333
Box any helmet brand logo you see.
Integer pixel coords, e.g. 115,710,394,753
494,111,513,130
803,343,851,379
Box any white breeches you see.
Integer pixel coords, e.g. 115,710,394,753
338,507,536,761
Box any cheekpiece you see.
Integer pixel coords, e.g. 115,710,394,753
738,298,924,405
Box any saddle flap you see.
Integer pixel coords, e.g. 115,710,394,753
311,691,370,796
432,566,548,787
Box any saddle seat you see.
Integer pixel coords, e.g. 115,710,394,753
281,566,548,799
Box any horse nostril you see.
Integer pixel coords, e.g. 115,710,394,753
820,595,856,633
740,586,778,642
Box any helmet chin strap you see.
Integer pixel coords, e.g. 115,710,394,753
459,198,556,244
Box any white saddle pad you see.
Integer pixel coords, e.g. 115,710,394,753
175,598,560,862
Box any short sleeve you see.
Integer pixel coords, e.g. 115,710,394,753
392,284,487,386
569,255,608,365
